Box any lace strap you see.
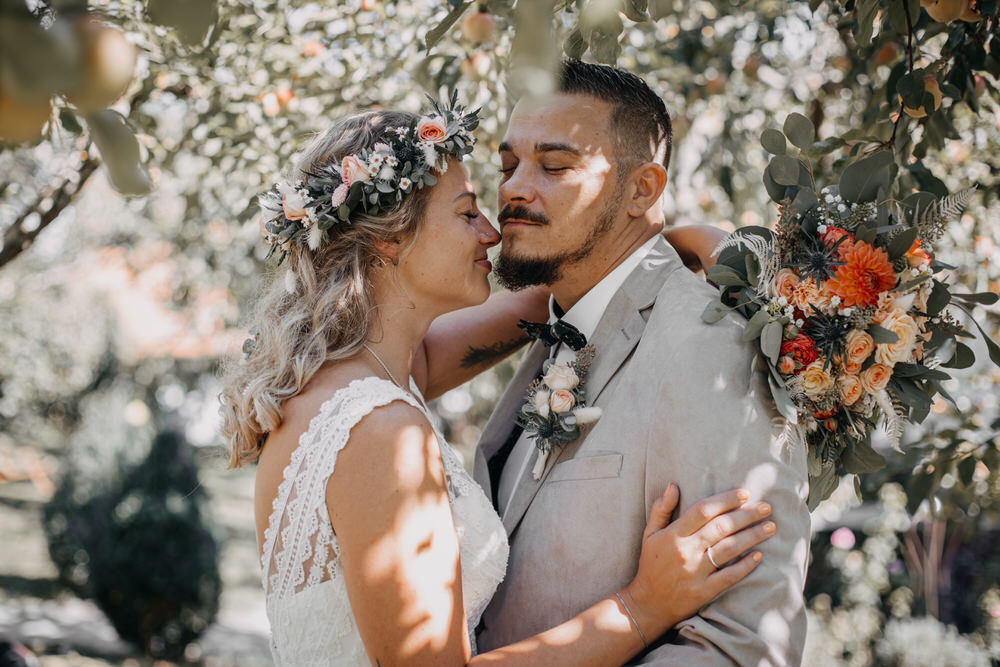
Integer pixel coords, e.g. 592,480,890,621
261,376,422,598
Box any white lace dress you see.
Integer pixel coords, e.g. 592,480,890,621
261,376,509,666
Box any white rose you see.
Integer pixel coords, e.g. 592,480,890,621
531,389,550,418
549,389,576,414
542,364,580,391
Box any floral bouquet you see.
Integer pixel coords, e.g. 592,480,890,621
704,115,1000,508
517,345,602,479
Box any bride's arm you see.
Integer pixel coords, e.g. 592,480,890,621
328,406,773,666
663,224,727,273
416,226,726,400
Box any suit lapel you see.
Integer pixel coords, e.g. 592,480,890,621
498,237,686,536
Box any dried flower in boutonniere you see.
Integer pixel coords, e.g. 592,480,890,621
517,345,601,480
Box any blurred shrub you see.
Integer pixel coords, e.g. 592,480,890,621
44,403,221,658
876,616,990,667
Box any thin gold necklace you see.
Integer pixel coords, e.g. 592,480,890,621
363,343,405,391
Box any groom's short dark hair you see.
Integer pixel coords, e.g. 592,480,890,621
558,60,672,175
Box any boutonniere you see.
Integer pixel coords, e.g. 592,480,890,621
517,344,602,479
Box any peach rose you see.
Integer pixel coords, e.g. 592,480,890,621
860,363,892,394
341,154,371,186
906,238,932,269
531,389,550,418
838,374,864,406
778,355,796,375
773,268,800,300
801,359,835,398
845,358,862,375
417,115,448,143
543,363,580,391
875,309,920,366
846,329,875,366
550,389,576,414
278,182,308,221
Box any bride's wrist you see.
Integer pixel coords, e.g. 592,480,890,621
618,583,672,647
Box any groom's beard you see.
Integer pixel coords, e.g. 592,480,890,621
494,181,623,291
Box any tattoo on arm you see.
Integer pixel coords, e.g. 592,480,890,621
460,336,530,369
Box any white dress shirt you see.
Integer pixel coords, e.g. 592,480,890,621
497,235,660,516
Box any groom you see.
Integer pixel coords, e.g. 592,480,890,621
472,61,811,665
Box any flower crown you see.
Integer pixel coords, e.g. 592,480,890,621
259,92,480,261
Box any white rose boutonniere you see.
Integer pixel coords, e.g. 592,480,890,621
518,344,601,479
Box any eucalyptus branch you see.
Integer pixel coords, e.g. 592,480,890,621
889,0,918,148
0,156,99,269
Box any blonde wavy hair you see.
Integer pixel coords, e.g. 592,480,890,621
219,110,433,468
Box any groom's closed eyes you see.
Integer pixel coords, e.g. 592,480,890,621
498,141,582,176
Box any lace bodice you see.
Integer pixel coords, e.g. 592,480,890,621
261,377,508,666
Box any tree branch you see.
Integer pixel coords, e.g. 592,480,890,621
0,156,99,269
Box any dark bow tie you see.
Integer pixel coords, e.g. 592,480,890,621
517,318,587,351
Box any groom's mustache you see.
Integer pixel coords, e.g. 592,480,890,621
498,205,549,227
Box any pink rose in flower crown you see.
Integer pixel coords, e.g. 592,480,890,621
341,155,371,187
549,389,576,414
773,268,799,301
278,182,308,221
417,115,448,143
860,363,892,394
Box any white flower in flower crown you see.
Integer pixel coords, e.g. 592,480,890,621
398,177,412,190
308,223,323,250
378,165,395,181
373,142,392,153
418,140,437,168
331,183,349,208
386,155,399,167
369,154,385,169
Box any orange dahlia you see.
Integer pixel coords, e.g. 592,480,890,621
826,241,896,308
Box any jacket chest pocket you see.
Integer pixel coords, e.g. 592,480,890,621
548,453,623,483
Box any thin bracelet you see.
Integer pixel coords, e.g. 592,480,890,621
615,591,649,649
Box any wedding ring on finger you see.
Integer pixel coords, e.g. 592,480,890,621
706,544,722,570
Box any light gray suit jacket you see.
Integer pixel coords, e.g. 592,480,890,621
474,238,810,665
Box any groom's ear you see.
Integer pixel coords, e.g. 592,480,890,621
625,162,668,218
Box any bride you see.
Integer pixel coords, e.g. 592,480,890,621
219,100,776,666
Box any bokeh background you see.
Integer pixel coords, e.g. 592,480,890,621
1,0,999,664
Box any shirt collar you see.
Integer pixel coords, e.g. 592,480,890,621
548,235,659,339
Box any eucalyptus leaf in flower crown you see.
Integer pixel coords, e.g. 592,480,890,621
705,116,999,509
